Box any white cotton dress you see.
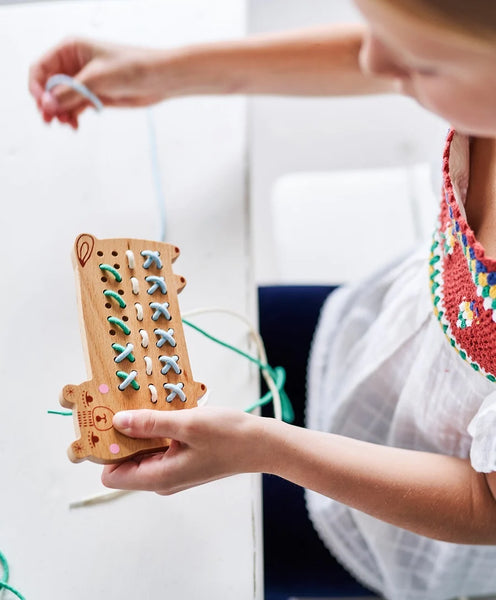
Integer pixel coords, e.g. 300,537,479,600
305,132,496,600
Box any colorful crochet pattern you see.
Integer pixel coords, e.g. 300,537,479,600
430,130,496,382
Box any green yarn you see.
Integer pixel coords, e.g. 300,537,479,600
243,364,294,423
0,551,26,600
49,319,294,423
116,371,140,390
181,318,294,422
103,289,126,308
107,316,131,335
112,343,135,362
99,263,122,282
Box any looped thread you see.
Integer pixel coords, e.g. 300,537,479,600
140,329,149,348
107,316,131,335
45,74,103,111
135,303,144,321
146,276,167,295
163,382,186,402
144,356,153,375
154,328,176,348
159,355,181,375
149,384,158,403
0,550,25,600
125,250,135,269
131,277,140,295
99,264,122,282
150,301,171,321
103,289,126,308
116,370,140,391
112,343,135,363
141,250,163,269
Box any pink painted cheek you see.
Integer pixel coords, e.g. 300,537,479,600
99,384,109,394
109,444,120,455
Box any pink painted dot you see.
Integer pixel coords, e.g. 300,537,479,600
109,444,120,455
99,384,109,394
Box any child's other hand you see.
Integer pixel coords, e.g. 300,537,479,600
101,407,265,495
28,38,172,129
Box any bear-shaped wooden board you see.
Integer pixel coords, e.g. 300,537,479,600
60,234,205,464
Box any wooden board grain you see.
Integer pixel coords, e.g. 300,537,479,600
60,233,205,464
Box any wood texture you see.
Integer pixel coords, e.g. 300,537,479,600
60,234,205,464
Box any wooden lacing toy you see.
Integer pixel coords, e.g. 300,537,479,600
60,234,205,464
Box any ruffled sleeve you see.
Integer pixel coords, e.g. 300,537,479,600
468,390,496,473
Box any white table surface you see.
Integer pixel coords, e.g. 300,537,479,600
0,2,263,598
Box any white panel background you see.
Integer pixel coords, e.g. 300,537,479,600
248,0,448,284
0,2,263,599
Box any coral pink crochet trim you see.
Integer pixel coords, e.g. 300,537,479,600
441,130,496,270
430,130,496,380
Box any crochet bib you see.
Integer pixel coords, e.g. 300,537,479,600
430,130,496,382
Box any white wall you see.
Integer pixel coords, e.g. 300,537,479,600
0,3,264,600
248,0,448,284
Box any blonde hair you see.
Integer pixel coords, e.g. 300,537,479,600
377,0,496,45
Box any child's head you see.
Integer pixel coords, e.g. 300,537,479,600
355,0,496,136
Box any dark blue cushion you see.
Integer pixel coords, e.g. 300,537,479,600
258,285,375,599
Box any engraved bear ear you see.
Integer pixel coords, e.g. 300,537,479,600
68,439,89,463
60,384,77,409
174,274,187,293
75,234,95,267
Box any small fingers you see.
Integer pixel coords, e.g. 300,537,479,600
28,75,44,108
40,90,59,115
29,37,83,99
101,451,178,492
101,455,152,490
29,37,97,121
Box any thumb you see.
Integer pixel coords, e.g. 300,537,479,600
113,409,183,439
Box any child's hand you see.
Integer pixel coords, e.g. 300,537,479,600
101,407,265,495
29,38,175,129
